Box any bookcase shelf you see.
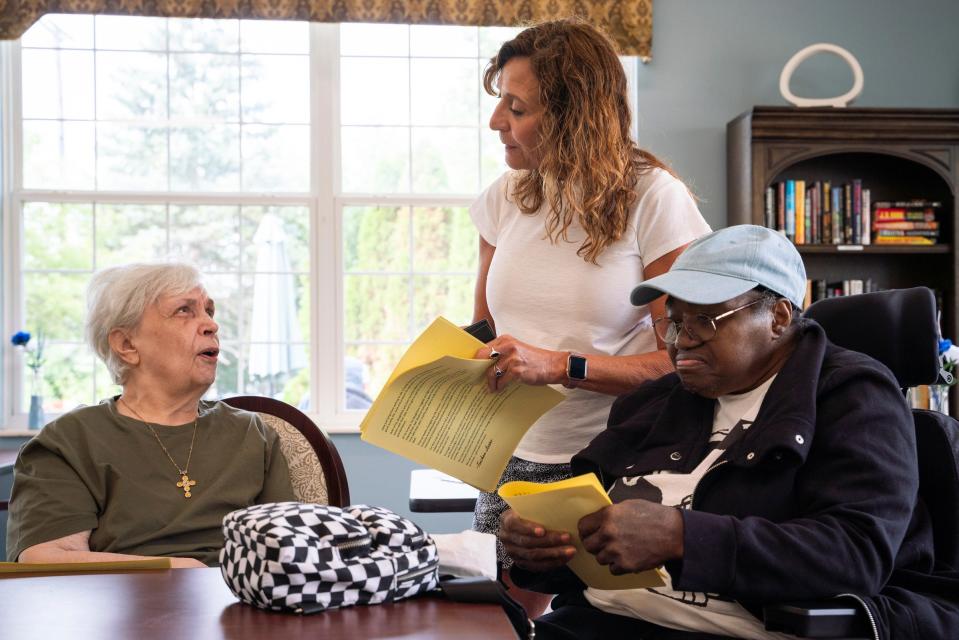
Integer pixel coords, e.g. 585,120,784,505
727,107,959,415
796,244,951,255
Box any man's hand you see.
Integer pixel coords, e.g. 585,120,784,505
498,509,576,573
578,499,684,575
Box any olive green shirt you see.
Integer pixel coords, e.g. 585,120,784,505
6,398,295,565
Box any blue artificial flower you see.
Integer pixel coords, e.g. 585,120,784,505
11,329,45,374
939,338,953,355
11,331,31,346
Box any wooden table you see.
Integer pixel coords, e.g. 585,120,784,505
0,567,516,639
409,468,480,513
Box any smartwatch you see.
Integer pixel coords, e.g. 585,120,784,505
566,354,588,383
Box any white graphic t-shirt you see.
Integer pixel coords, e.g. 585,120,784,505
584,374,798,640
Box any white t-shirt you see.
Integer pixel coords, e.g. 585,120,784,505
585,375,798,640
469,168,711,463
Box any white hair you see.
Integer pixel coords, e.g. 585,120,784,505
85,263,203,385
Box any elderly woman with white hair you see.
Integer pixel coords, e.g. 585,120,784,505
6,263,295,567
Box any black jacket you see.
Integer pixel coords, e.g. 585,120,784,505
515,320,959,639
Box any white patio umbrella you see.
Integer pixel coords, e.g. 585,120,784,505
247,214,306,395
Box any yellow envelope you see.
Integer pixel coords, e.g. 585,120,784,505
499,473,667,590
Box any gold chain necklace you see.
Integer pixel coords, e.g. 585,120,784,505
119,397,199,499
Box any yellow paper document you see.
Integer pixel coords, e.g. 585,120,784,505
0,558,172,574
499,473,667,590
360,317,564,491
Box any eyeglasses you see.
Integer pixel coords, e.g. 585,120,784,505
653,298,764,346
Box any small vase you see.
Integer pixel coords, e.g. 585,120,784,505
930,385,950,415
28,395,44,430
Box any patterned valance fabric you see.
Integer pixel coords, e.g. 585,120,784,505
0,0,653,58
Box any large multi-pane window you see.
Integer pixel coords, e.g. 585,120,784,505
13,15,314,422
3,15,524,430
5,15,635,430
337,23,519,408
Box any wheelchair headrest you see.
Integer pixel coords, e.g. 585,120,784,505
802,287,941,389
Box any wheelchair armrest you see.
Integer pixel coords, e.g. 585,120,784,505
763,601,871,638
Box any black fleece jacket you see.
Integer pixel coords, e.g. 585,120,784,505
513,319,959,640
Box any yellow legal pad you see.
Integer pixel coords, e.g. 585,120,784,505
360,316,564,491
0,558,173,574
499,473,667,590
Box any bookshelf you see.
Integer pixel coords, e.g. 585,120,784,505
727,107,959,415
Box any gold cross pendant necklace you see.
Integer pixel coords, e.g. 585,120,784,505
119,397,199,499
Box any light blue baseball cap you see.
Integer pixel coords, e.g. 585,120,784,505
630,225,806,308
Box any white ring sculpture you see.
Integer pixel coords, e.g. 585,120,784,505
779,43,864,108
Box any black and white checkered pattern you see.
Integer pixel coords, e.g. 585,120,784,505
219,502,440,613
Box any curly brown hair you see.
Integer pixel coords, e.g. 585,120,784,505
483,18,677,264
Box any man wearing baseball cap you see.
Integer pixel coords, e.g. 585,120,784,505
498,225,953,639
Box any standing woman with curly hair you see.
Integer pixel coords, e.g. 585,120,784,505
469,18,711,613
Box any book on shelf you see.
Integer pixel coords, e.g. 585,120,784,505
873,200,943,209
803,278,877,307
765,183,943,247
876,229,939,238
777,182,786,233
811,181,821,244
785,180,795,241
874,236,938,246
822,181,832,245
359,317,564,491
764,186,775,230
873,221,939,230
871,200,943,245
861,188,871,246
875,210,937,222
852,180,862,245
795,180,806,245
843,183,853,245
830,186,842,245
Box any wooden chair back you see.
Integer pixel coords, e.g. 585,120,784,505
223,396,350,507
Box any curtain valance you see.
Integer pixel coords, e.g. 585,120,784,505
0,0,652,58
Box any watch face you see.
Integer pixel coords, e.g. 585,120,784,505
568,355,587,380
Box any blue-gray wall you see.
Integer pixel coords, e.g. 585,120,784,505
637,0,959,230
332,435,473,533
3,0,959,539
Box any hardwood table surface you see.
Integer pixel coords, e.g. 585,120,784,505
0,567,517,639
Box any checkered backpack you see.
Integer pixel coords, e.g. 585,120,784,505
219,502,440,614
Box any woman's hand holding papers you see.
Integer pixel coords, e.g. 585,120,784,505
499,509,576,572
475,336,567,393
578,499,684,575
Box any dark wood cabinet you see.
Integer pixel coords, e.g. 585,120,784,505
727,107,959,378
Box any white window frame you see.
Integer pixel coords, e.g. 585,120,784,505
1,20,641,433
1,39,19,428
